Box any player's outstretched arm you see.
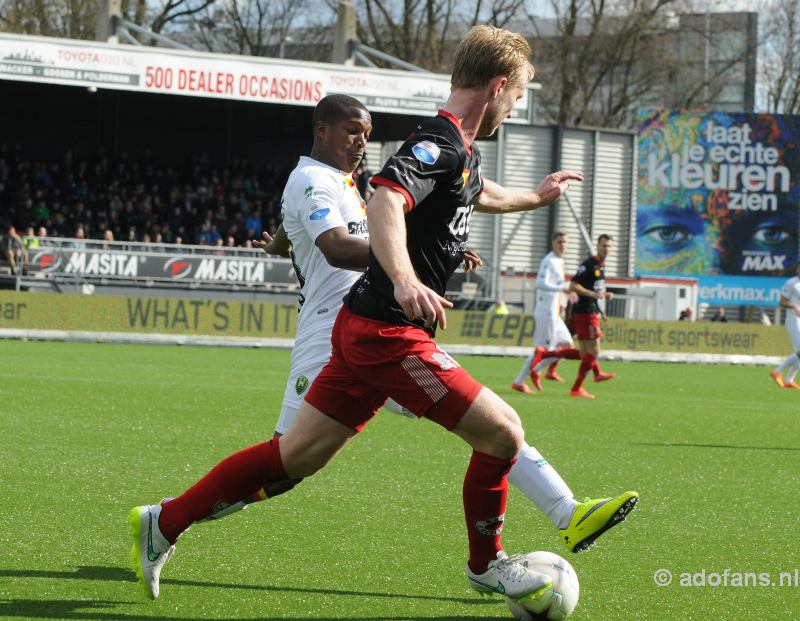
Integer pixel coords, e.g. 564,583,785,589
367,186,453,329
254,225,291,257
315,227,369,271
476,171,584,214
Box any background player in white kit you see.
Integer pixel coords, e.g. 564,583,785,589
512,231,579,394
770,263,800,390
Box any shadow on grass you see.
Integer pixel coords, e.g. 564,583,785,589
633,441,800,452
0,599,499,621
0,565,489,606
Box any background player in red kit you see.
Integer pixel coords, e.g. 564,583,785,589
568,234,616,398
130,27,638,606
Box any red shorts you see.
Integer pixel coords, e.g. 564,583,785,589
571,312,602,341
305,306,482,432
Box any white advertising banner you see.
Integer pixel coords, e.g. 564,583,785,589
0,33,534,119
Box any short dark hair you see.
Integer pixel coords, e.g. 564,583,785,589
552,230,567,241
598,234,613,244
312,94,369,127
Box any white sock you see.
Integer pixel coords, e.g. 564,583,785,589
508,442,577,529
535,356,558,373
776,352,800,373
514,353,535,384
786,362,800,383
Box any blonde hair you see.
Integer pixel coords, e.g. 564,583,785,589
451,25,534,90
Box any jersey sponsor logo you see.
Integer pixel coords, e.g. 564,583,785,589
448,204,475,236
442,240,469,254
348,219,368,237
309,206,330,221
461,169,471,185
295,375,309,395
411,140,440,165
304,185,317,199
594,268,601,277
431,349,459,371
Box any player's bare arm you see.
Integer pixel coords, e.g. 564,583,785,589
254,225,291,257
476,172,584,213
315,227,369,271
366,185,453,329
779,295,800,316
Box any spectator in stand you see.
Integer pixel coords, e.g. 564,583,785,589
0,145,290,248
679,308,693,321
73,226,87,250
710,308,728,322
4,225,24,274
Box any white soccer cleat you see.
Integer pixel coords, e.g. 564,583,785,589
466,551,553,603
129,503,175,600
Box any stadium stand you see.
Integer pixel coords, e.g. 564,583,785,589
0,142,293,273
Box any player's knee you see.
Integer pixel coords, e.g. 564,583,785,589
288,449,331,478
485,417,524,460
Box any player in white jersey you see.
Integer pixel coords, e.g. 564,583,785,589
198,95,374,519
512,232,580,394
770,264,800,390
277,157,370,432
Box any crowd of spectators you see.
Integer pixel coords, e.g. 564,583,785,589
0,143,292,261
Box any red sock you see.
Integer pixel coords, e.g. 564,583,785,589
592,360,601,375
540,348,580,361
159,438,288,543
548,360,559,374
557,348,581,360
463,451,514,574
571,354,596,391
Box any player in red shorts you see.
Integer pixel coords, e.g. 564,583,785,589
129,27,638,605
568,234,616,398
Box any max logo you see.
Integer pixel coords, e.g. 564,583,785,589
742,255,785,271
164,257,192,279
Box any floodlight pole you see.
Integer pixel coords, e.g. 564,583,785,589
96,0,121,44
332,1,357,65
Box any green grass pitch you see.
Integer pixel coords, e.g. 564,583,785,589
1,340,798,620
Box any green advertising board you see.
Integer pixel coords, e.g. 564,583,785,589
0,291,790,356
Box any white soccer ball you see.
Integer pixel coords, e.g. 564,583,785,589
504,551,580,621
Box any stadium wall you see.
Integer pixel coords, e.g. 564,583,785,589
0,291,789,362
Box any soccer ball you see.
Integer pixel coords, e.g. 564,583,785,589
504,551,580,621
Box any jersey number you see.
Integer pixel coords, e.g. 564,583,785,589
448,204,474,236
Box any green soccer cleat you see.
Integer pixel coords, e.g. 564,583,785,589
560,491,639,553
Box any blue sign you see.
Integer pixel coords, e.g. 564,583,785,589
696,275,785,307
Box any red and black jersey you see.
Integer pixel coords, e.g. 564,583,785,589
572,256,606,314
344,110,483,335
